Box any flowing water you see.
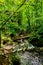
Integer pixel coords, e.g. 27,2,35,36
18,51,43,65
15,40,43,65
0,40,43,65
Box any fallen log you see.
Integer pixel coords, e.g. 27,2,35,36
13,35,30,41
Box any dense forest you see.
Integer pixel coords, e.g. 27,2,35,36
0,0,43,65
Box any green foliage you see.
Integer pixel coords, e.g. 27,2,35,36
0,0,43,46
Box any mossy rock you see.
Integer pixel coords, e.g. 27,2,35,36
39,47,43,52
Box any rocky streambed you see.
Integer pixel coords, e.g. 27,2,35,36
0,51,43,65
20,51,43,65
0,40,43,65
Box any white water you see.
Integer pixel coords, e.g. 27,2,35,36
18,51,43,65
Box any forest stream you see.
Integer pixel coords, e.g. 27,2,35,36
0,51,43,65
19,51,43,65
0,40,43,65
0,0,43,65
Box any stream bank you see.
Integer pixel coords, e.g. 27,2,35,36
0,50,43,65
